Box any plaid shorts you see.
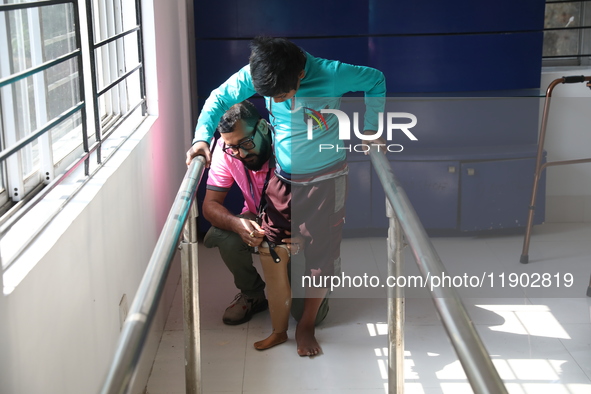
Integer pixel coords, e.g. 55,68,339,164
262,164,348,277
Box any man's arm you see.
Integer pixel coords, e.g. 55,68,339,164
186,141,211,166
187,66,257,166
333,62,386,131
203,190,265,247
334,62,387,152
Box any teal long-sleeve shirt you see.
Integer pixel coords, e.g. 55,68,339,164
193,52,386,175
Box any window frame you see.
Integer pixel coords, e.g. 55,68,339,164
0,0,148,268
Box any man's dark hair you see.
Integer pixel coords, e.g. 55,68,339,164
249,36,306,97
217,100,260,134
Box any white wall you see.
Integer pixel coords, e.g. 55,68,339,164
540,68,591,222
0,0,194,393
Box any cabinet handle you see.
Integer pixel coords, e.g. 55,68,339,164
448,166,456,173
467,168,475,176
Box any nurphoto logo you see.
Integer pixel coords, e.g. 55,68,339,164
306,109,418,153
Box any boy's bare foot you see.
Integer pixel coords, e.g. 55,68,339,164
296,322,321,356
254,331,288,350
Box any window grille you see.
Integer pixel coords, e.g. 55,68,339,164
0,0,147,267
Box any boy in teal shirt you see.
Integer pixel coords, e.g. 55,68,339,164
187,37,385,356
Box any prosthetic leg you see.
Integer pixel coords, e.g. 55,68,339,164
254,242,291,350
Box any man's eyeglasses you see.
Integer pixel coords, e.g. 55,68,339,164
222,119,261,156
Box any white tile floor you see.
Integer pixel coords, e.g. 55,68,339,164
146,223,591,394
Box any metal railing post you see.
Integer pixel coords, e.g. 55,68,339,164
369,149,507,394
387,200,405,394
180,200,201,394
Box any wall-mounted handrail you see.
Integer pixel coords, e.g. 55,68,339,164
99,155,206,394
369,149,507,394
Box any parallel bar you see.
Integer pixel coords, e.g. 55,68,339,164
181,201,202,394
386,201,405,394
369,149,507,394
100,156,206,394
94,26,140,49
0,49,80,88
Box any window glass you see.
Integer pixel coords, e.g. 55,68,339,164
0,0,147,266
543,1,591,65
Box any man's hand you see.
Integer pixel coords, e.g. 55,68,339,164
186,141,212,166
362,130,387,155
282,230,305,256
236,217,265,247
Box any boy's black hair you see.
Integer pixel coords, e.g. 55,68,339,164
217,100,260,134
249,36,306,97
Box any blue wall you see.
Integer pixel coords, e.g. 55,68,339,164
193,0,546,234
194,0,544,96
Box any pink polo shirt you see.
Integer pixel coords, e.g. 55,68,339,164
206,139,274,215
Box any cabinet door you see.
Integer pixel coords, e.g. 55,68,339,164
460,158,545,231
371,160,460,230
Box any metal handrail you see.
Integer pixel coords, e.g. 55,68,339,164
100,148,505,393
99,156,205,394
369,149,508,394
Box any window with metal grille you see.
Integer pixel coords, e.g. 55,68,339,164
544,0,591,66
0,0,147,267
